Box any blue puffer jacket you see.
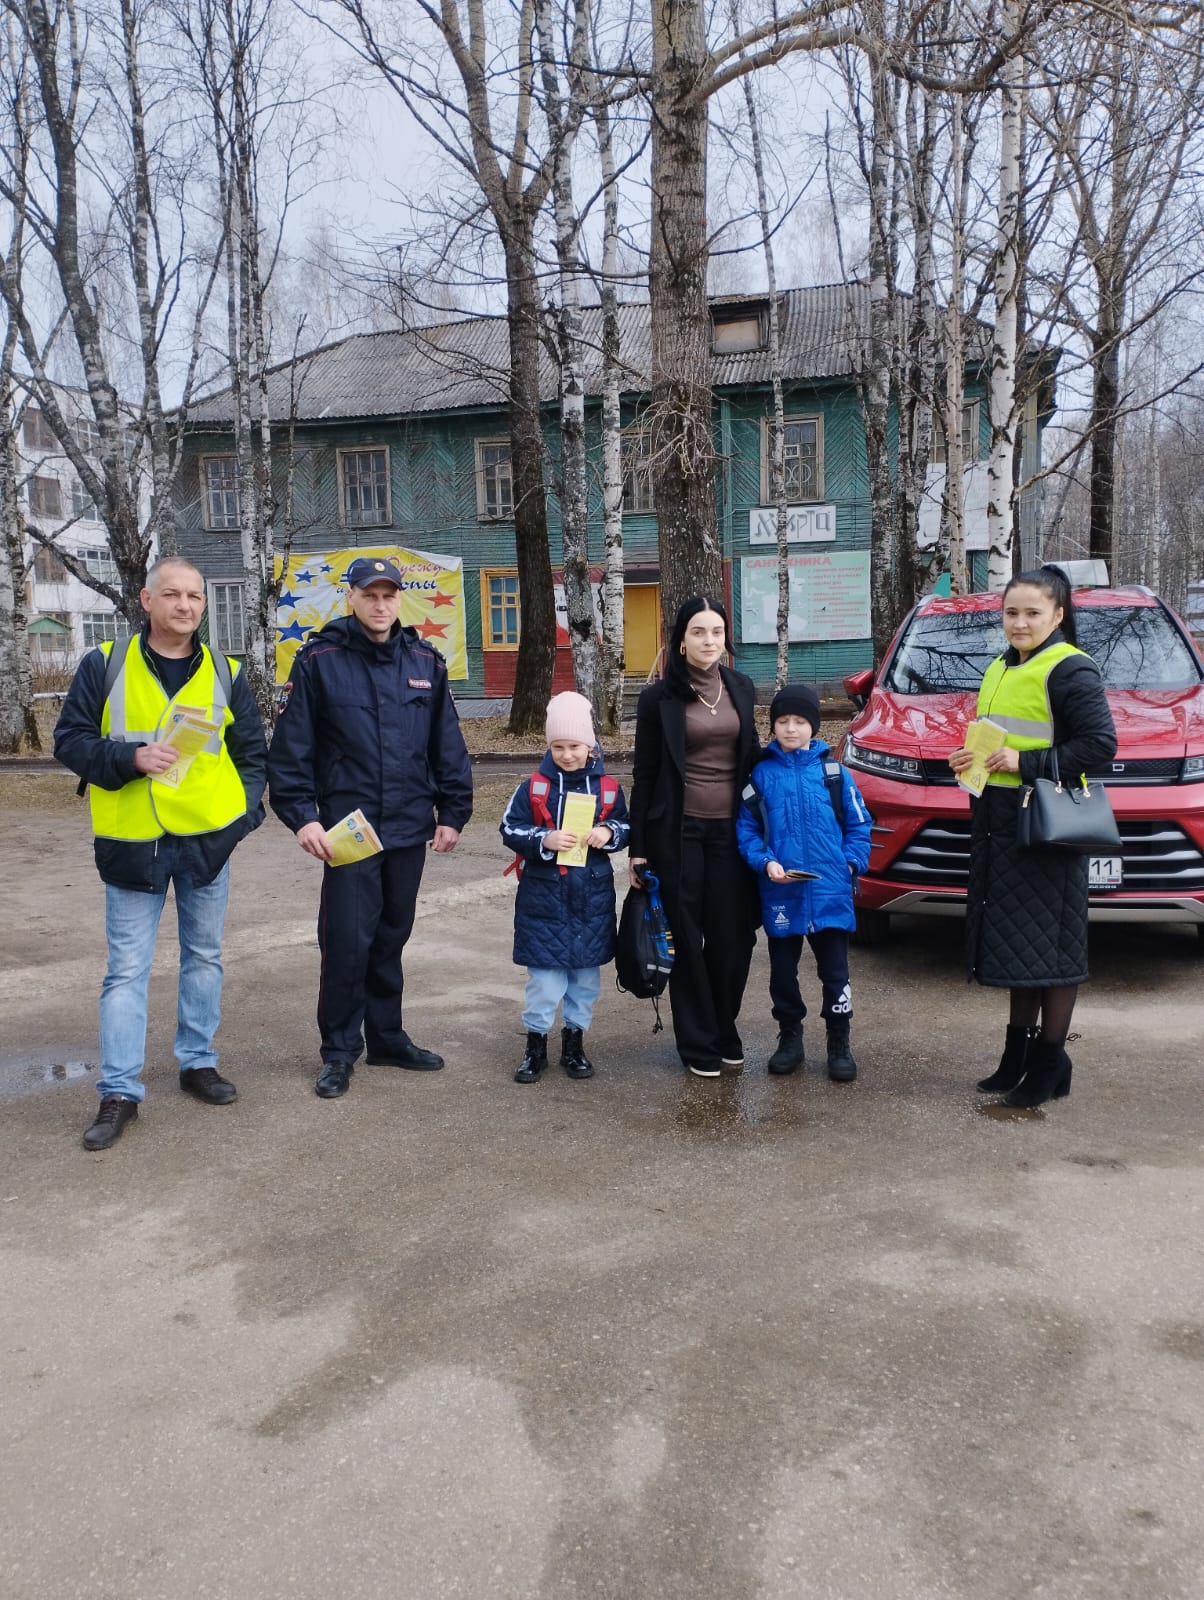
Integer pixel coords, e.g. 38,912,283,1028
736,740,873,936
500,751,630,970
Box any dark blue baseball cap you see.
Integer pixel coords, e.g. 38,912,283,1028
346,556,404,589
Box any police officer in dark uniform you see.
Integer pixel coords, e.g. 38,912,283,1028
267,556,474,1097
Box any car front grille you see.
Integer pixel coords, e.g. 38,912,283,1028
918,757,1184,786
886,818,1204,892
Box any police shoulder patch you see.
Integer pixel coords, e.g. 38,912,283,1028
275,682,293,716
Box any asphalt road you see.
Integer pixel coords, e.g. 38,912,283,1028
2,777,1202,1600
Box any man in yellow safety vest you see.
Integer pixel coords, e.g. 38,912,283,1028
54,558,267,1151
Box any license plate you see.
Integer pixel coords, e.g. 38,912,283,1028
1089,855,1123,889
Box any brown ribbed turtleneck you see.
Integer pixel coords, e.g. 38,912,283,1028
683,664,740,818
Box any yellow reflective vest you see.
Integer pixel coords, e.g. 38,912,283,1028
89,640,249,840
976,641,1084,787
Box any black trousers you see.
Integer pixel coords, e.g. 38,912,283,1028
767,928,852,1029
316,843,427,1065
657,816,756,1070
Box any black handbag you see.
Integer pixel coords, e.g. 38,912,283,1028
1016,748,1122,854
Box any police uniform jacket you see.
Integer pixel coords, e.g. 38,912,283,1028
500,750,630,970
53,625,267,891
267,614,473,848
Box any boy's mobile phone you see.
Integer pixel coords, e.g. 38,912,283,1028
782,868,819,881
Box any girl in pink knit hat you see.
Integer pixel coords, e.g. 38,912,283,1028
500,693,630,1083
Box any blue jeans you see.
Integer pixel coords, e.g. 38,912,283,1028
98,860,230,1103
522,967,601,1034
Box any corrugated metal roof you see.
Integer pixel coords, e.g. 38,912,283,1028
188,284,991,428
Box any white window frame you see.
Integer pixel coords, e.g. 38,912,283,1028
621,427,655,514
475,438,514,521
337,446,392,528
202,454,241,530
71,480,98,522
74,416,101,456
77,545,117,581
207,579,246,654
761,414,824,504
81,612,132,649
931,400,982,466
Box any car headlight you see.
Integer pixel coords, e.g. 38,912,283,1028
846,738,924,783
1183,754,1204,782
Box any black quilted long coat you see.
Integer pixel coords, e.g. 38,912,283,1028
965,632,1117,988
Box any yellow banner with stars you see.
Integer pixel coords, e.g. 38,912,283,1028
273,546,467,682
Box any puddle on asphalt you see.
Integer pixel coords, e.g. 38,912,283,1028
0,1046,97,1100
626,1071,808,1140
976,1101,1044,1123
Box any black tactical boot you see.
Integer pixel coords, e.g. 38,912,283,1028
977,1024,1038,1093
826,1021,857,1082
767,1025,804,1075
514,1032,548,1084
560,1027,595,1080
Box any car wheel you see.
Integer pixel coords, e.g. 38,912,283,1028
851,908,891,946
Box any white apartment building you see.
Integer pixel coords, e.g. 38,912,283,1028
17,386,143,669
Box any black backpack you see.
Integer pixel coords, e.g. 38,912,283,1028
615,871,674,1031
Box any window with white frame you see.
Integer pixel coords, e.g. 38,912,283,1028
475,439,514,520
74,415,101,455
22,407,56,451
931,401,982,465
339,447,391,527
77,546,117,581
29,476,63,518
761,415,824,503
71,480,98,522
621,428,655,514
202,455,241,530
208,581,246,654
81,612,132,649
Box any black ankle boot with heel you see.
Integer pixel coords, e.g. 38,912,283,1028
1004,1038,1073,1108
977,1023,1039,1093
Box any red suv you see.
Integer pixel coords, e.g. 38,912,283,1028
839,587,1204,944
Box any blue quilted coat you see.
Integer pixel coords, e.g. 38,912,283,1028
500,751,630,970
735,740,872,937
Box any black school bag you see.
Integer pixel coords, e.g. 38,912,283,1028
615,870,674,1032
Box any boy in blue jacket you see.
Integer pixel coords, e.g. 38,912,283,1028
500,693,629,1084
736,686,872,1081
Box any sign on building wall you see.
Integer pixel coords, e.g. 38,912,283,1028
740,552,871,643
748,505,837,544
274,546,468,681
916,462,990,551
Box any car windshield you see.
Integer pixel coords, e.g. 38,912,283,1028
883,602,1202,694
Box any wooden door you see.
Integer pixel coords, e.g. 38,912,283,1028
623,584,661,676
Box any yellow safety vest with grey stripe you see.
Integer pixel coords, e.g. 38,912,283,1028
976,641,1083,787
90,639,248,840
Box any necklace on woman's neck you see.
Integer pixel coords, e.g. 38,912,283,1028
695,679,723,715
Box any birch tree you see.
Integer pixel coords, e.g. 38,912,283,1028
590,84,626,732
0,0,224,622
985,0,1024,590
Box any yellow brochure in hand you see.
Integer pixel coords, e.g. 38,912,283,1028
152,710,223,788
324,808,384,867
957,718,1007,797
555,791,600,868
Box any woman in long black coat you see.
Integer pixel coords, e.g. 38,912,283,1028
950,566,1116,1107
627,596,761,1077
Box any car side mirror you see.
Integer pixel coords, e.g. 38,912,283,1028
844,667,874,709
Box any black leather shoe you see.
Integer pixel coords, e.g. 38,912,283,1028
560,1027,594,1080
180,1067,237,1105
315,1063,353,1098
83,1097,138,1151
365,1043,444,1071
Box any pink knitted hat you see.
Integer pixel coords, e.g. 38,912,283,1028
545,691,595,747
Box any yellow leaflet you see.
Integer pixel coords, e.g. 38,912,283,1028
325,808,384,867
957,717,1008,798
152,712,223,789
556,791,600,868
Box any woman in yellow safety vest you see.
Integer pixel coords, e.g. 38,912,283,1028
949,565,1116,1107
